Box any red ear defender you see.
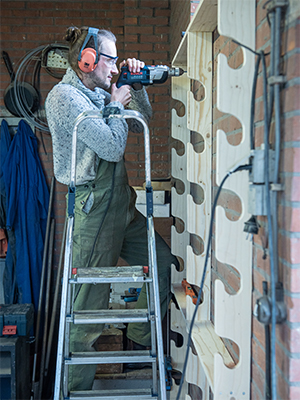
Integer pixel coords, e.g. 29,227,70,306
77,27,99,73
78,48,97,72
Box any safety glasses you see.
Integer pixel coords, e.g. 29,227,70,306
100,52,119,67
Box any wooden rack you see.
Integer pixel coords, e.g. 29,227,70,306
170,0,255,398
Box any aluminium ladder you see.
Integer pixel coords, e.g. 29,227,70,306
54,107,167,400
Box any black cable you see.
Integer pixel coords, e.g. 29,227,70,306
250,54,262,150
232,39,260,56
261,50,277,400
176,164,251,400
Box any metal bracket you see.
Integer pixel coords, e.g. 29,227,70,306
266,0,289,12
270,183,284,191
268,75,287,85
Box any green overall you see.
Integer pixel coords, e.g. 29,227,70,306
69,158,178,391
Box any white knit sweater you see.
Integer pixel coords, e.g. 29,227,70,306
45,67,152,185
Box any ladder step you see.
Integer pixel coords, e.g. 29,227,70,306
65,350,156,365
67,309,149,324
69,388,157,399
69,265,151,284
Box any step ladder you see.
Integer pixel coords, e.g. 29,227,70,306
54,108,167,400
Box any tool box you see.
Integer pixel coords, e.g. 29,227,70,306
0,303,34,336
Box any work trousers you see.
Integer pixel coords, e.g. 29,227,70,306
68,159,178,391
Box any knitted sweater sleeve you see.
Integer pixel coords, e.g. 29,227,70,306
46,83,128,163
127,87,152,133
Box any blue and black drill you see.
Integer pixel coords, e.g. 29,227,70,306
116,65,185,88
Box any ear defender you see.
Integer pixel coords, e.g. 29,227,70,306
78,27,99,73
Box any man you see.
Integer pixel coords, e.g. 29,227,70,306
46,26,178,391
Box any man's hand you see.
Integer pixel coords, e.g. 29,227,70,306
111,83,131,106
119,58,145,90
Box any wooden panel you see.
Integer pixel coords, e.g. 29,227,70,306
213,0,255,398
185,32,212,324
171,73,190,286
171,0,255,398
191,321,235,388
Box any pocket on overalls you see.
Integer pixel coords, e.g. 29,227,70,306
81,191,94,214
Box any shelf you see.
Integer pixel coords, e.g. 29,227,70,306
191,320,235,391
172,0,218,66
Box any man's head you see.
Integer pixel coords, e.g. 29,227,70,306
65,26,118,90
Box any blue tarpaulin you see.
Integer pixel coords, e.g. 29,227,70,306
2,119,49,311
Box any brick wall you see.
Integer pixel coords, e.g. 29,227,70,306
124,0,172,185
252,1,300,399
0,0,172,267
209,1,300,399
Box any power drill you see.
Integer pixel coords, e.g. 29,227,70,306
116,65,185,88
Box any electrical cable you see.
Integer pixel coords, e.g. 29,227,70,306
175,163,252,400
250,53,262,150
230,30,285,398
11,43,68,133
13,45,50,132
261,50,277,400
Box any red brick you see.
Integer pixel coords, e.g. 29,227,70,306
256,19,271,51
290,386,300,399
140,16,169,26
155,9,171,17
124,34,138,43
125,26,153,35
124,0,138,7
284,266,300,294
124,17,138,25
289,357,300,382
283,85,300,114
126,8,153,17
251,358,265,396
140,0,169,7
1,1,25,8
278,205,300,233
286,295,300,324
278,233,300,265
140,34,168,43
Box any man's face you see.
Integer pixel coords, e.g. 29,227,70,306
89,39,118,90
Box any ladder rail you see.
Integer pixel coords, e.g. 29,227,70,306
54,108,167,400
54,216,74,399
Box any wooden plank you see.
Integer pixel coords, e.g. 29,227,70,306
171,73,190,286
213,0,255,398
218,0,255,49
170,303,208,400
191,321,235,390
172,0,217,66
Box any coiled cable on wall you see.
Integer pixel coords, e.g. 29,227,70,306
12,44,68,133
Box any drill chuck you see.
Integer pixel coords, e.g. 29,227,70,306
168,67,185,77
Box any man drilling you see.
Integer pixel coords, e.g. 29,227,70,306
45,26,178,391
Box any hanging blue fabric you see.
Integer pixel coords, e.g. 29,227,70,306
0,119,16,304
2,120,49,311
